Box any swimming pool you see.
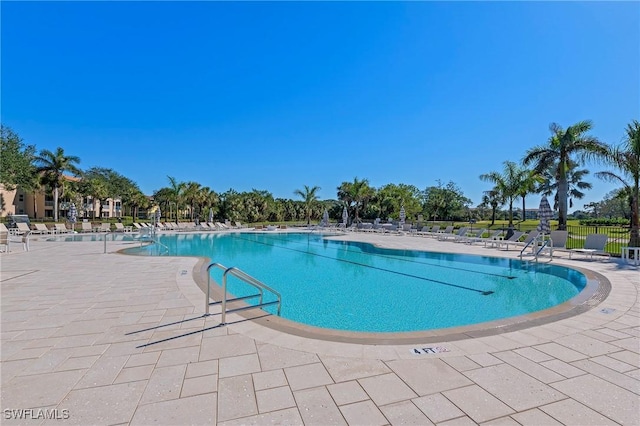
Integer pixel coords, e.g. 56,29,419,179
126,232,588,333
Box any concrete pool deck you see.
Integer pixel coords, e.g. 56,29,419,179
1,231,638,425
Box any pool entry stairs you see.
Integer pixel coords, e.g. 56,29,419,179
205,262,282,325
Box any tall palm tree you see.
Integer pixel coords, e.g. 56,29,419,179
337,177,374,223
480,161,525,227
517,169,543,222
183,181,203,220
34,147,81,221
294,185,321,225
481,188,504,226
538,160,592,210
523,120,608,230
595,120,640,247
167,176,186,222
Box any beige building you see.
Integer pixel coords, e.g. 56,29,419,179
0,183,124,221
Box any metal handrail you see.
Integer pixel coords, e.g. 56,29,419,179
205,262,282,324
221,267,281,325
206,263,229,315
518,238,537,259
103,231,114,253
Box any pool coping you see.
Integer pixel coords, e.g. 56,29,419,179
185,233,612,345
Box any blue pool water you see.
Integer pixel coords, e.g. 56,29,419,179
126,232,587,333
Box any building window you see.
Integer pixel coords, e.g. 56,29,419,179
18,194,24,202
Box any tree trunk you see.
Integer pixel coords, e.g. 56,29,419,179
522,198,526,223
557,177,569,230
508,199,514,227
54,186,59,222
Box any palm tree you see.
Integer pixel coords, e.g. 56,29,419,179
517,169,543,222
337,177,374,223
595,120,640,247
481,189,504,226
34,147,81,221
523,120,608,230
167,176,186,222
538,160,592,210
294,185,321,225
480,161,525,227
183,181,203,220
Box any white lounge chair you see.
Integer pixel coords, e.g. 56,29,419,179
100,222,112,232
54,223,70,234
15,222,31,235
0,223,9,252
569,234,610,260
33,223,53,234
114,222,133,233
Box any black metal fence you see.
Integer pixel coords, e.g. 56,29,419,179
509,223,630,256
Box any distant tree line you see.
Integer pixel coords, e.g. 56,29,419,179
2,118,638,246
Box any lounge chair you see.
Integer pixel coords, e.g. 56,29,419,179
80,222,93,233
499,230,539,251
547,230,569,256
425,225,440,236
114,223,133,233
439,227,467,241
54,223,70,234
569,234,610,260
476,230,503,246
33,223,53,234
0,223,9,252
416,226,431,236
461,228,487,244
100,223,112,232
216,222,230,230
15,222,32,235
494,231,525,250
433,225,454,238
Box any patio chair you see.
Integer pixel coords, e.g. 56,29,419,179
493,231,525,250
0,223,9,252
500,230,540,251
54,223,70,234
476,230,504,246
15,222,32,235
439,226,467,241
100,223,112,232
33,223,53,234
547,230,569,256
416,226,431,236
80,222,93,233
461,228,487,244
114,222,133,233
425,225,440,236
433,225,453,238
569,234,610,261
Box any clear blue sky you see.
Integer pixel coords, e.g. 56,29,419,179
2,1,638,211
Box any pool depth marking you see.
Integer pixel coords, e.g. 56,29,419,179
229,234,495,296
257,233,517,280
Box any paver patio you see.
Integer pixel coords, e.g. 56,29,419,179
1,231,638,425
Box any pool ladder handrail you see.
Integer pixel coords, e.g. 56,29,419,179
519,234,552,262
206,262,282,325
